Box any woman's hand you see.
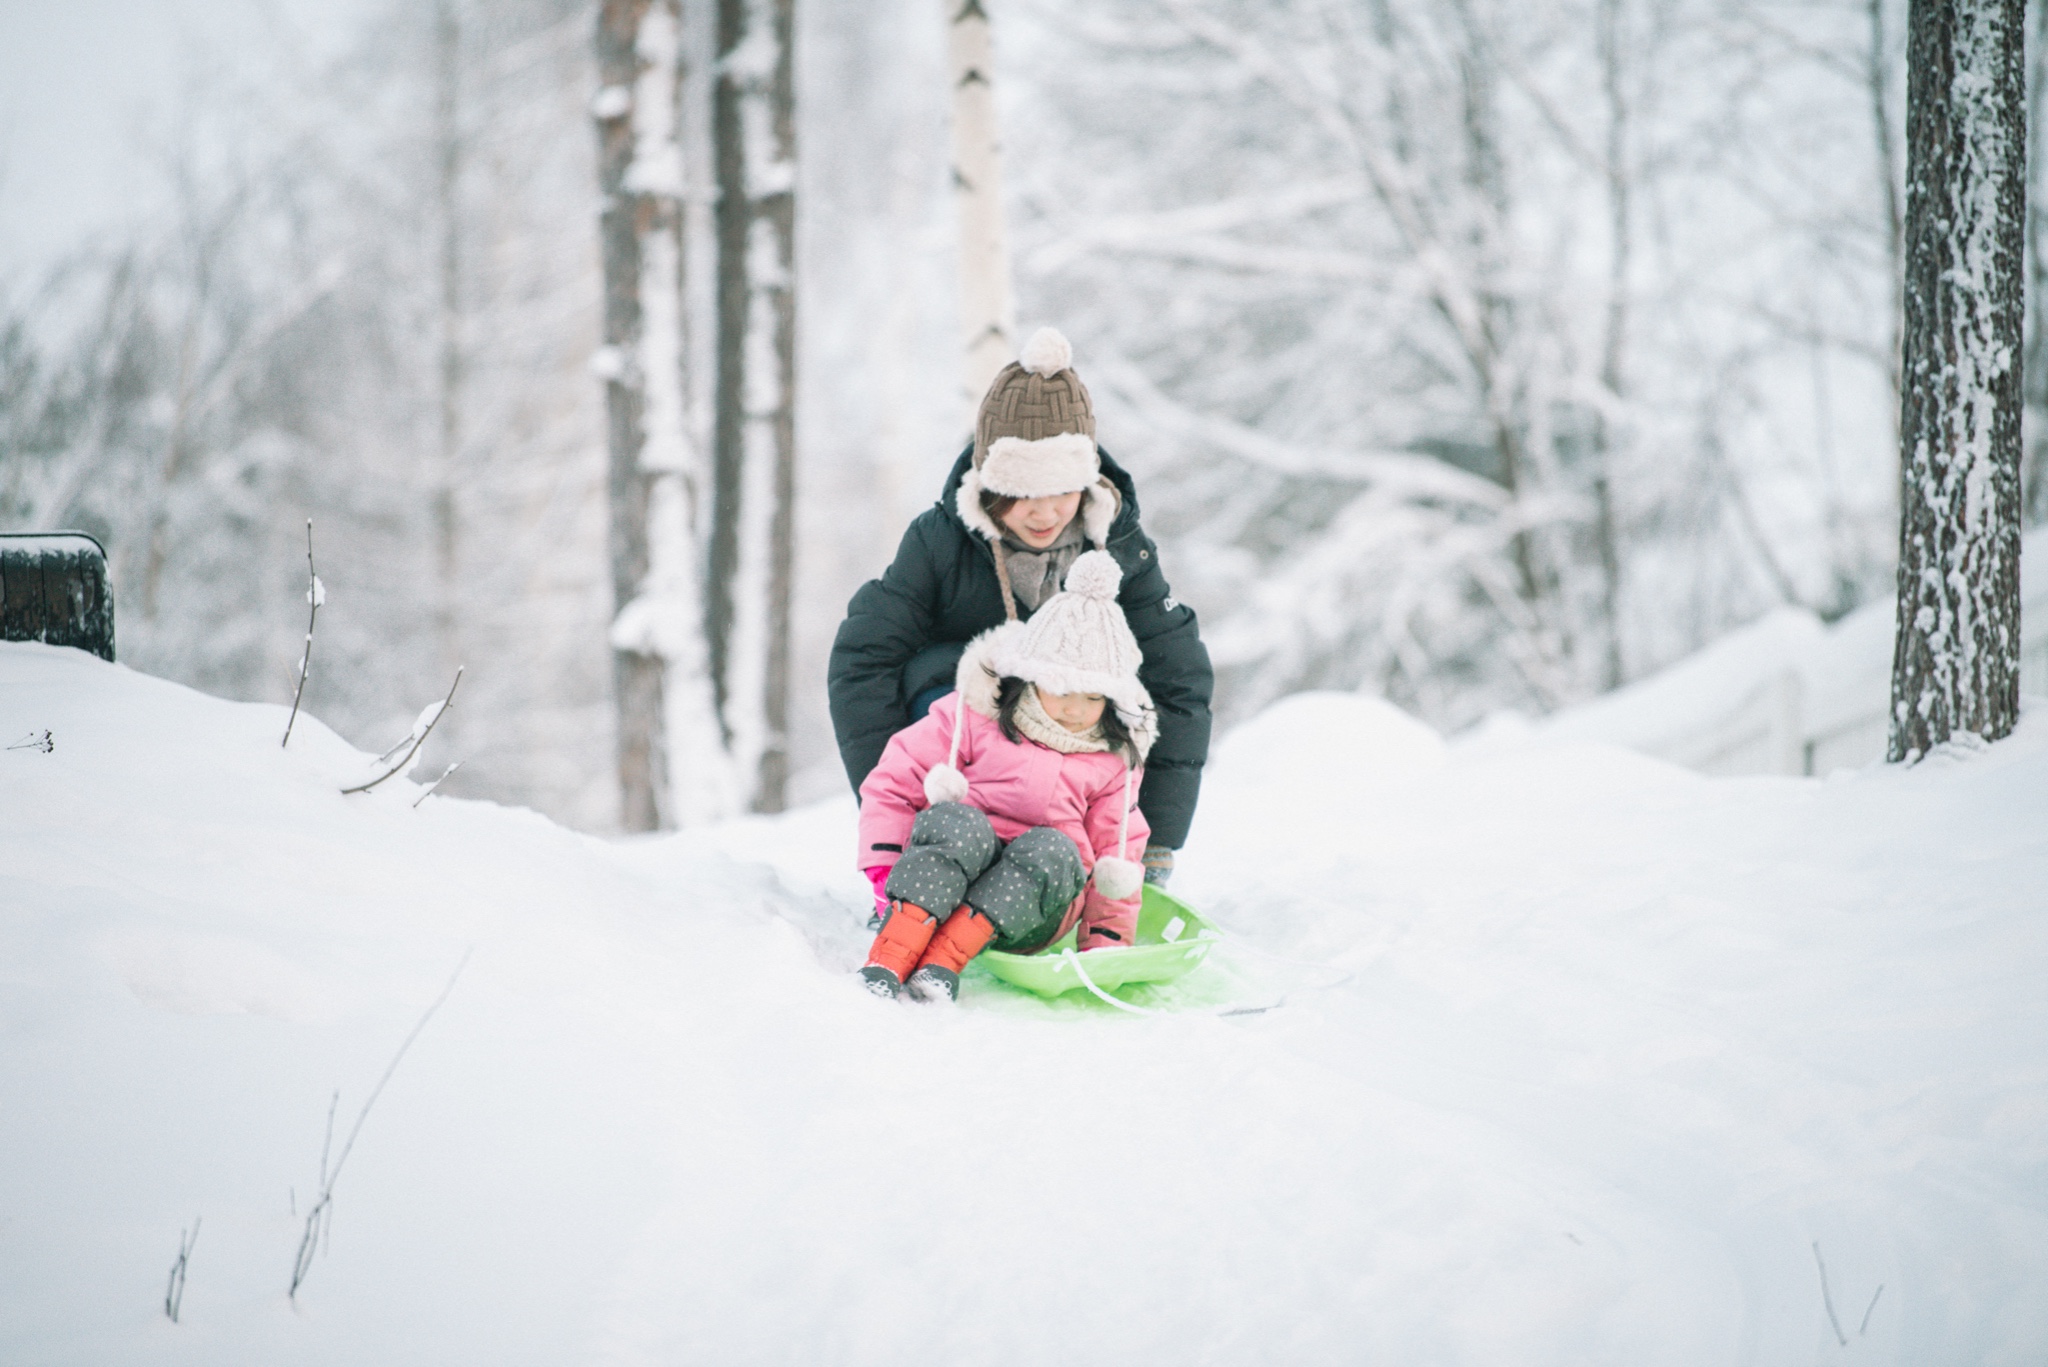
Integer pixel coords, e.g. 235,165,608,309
1143,844,1174,887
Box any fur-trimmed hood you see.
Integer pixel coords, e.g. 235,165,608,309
941,443,1136,553
954,467,1122,551
953,622,1157,764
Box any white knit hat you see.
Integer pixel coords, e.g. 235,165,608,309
985,550,1150,726
921,549,1155,902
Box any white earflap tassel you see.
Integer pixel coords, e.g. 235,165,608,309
924,763,969,807
1093,855,1143,901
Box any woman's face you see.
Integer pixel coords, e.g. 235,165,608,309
999,491,1084,548
1034,686,1107,734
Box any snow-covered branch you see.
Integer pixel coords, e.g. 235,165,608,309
341,668,463,796
281,520,322,749
1093,350,1510,507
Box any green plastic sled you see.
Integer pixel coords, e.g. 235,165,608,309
975,884,1221,998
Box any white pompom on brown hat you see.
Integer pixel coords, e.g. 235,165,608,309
960,327,1102,507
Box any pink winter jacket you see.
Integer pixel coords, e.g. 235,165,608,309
858,692,1150,952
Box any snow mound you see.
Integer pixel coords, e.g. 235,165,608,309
1540,607,1824,757
1531,526,2048,777
1210,690,1445,793
4,640,2047,1364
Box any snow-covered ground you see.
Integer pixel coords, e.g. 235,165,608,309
2,640,2044,1364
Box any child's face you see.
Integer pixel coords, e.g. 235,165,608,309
1035,686,1107,734
999,491,1084,548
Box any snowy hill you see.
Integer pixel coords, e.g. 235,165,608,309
3,641,2045,1364
1541,526,2048,778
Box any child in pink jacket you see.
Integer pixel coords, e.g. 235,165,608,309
858,549,1155,1002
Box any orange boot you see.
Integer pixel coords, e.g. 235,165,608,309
906,907,996,1003
860,901,940,999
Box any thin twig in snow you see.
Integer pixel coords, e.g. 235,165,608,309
1860,1283,1884,1336
1812,1241,1848,1347
282,520,323,748
164,1217,200,1323
6,730,53,753
289,1200,321,1293
412,761,463,808
289,950,471,1302
319,1090,338,1192
341,668,463,796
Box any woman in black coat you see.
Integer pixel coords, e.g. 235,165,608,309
827,330,1213,878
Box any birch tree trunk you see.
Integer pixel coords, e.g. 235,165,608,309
1592,0,1630,691
711,0,797,813
752,0,798,812
596,0,667,831
947,0,1016,403
1888,0,2026,760
434,0,465,683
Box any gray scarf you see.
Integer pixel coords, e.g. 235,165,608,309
1000,518,1087,615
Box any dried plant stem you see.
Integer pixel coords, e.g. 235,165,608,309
1812,1241,1848,1347
164,1217,200,1323
289,951,471,1302
282,520,319,748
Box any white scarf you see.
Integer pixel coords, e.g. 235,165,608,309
1013,685,1111,755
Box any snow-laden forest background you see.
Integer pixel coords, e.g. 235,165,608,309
4,0,2046,831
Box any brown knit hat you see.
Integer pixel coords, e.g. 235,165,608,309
972,328,1098,493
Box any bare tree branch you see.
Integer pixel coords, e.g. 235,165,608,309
341,668,464,796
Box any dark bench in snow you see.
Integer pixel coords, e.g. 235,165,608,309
0,532,115,662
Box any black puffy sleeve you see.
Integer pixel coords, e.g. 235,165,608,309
1113,530,1214,849
827,513,947,794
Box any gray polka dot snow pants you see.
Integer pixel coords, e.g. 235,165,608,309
883,803,1087,953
